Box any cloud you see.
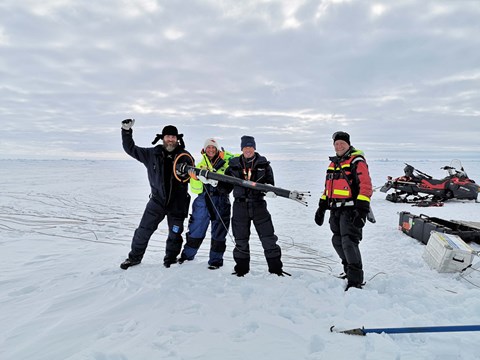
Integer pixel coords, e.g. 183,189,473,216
0,0,479,160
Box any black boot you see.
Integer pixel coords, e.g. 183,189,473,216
208,260,223,270
345,282,363,291
345,263,364,291
232,258,250,277
163,258,178,268
120,258,141,270
266,256,284,276
337,263,348,279
178,253,188,264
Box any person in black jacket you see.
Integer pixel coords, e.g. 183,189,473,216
314,131,373,290
225,135,284,277
119,119,193,269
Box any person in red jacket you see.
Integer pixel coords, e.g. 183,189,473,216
315,131,373,291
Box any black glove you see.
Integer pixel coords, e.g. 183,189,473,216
353,201,370,228
315,208,325,226
314,199,328,226
353,210,368,228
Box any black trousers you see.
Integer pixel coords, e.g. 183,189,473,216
128,198,185,263
329,209,364,285
232,199,281,268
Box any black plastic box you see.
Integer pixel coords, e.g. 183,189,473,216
399,211,480,245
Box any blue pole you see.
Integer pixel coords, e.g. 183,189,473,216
364,325,480,335
332,325,480,336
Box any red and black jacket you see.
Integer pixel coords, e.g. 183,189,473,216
321,147,373,210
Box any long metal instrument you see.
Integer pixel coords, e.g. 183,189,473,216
176,163,310,206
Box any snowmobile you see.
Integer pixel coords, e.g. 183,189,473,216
380,160,480,205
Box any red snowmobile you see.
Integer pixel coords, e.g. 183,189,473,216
380,160,480,205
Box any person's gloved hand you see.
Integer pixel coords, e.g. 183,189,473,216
315,208,325,226
353,201,370,228
121,119,135,130
198,175,218,187
188,169,198,181
353,210,368,228
314,199,328,226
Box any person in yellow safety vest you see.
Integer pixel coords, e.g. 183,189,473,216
315,131,373,291
178,138,236,269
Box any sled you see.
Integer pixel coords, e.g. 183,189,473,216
399,211,480,245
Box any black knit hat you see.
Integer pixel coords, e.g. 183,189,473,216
241,135,256,150
332,131,350,145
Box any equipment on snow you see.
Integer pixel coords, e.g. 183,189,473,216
422,231,476,273
175,163,311,206
380,160,479,205
330,324,480,336
399,211,480,245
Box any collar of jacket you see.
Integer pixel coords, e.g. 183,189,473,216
330,146,358,163
229,153,269,168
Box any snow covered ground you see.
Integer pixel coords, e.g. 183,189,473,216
1,158,480,360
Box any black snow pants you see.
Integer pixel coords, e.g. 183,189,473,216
329,208,364,285
128,197,185,264
231,199,282,274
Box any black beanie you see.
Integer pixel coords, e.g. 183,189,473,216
332,131,350,145
241,135,256,150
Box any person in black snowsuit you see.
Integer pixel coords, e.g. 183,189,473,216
315,131,373,291
225,135,284,277
119,119,193,269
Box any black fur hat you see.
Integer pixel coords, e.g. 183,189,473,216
152,125,184,148
160,125,182,139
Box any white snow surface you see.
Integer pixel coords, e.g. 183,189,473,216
1,159,480,360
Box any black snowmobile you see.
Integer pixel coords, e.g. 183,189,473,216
380,160,480,206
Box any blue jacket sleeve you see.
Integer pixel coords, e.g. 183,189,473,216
122,129,150,164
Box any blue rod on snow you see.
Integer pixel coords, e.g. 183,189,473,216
175,163,310,206
330,325,480,336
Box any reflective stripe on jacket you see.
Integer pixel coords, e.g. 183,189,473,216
190,150,236,195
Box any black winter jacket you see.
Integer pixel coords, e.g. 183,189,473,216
225,153,275,200
122,129,192,218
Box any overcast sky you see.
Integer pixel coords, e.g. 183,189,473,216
1,0,479,161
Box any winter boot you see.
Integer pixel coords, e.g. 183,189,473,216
120,258,141,270
208,251,224,270
163,257,178,268
208,260,223,270
232,258,250,277
266,256,284,276
345,282,365,291
178,252,189,264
